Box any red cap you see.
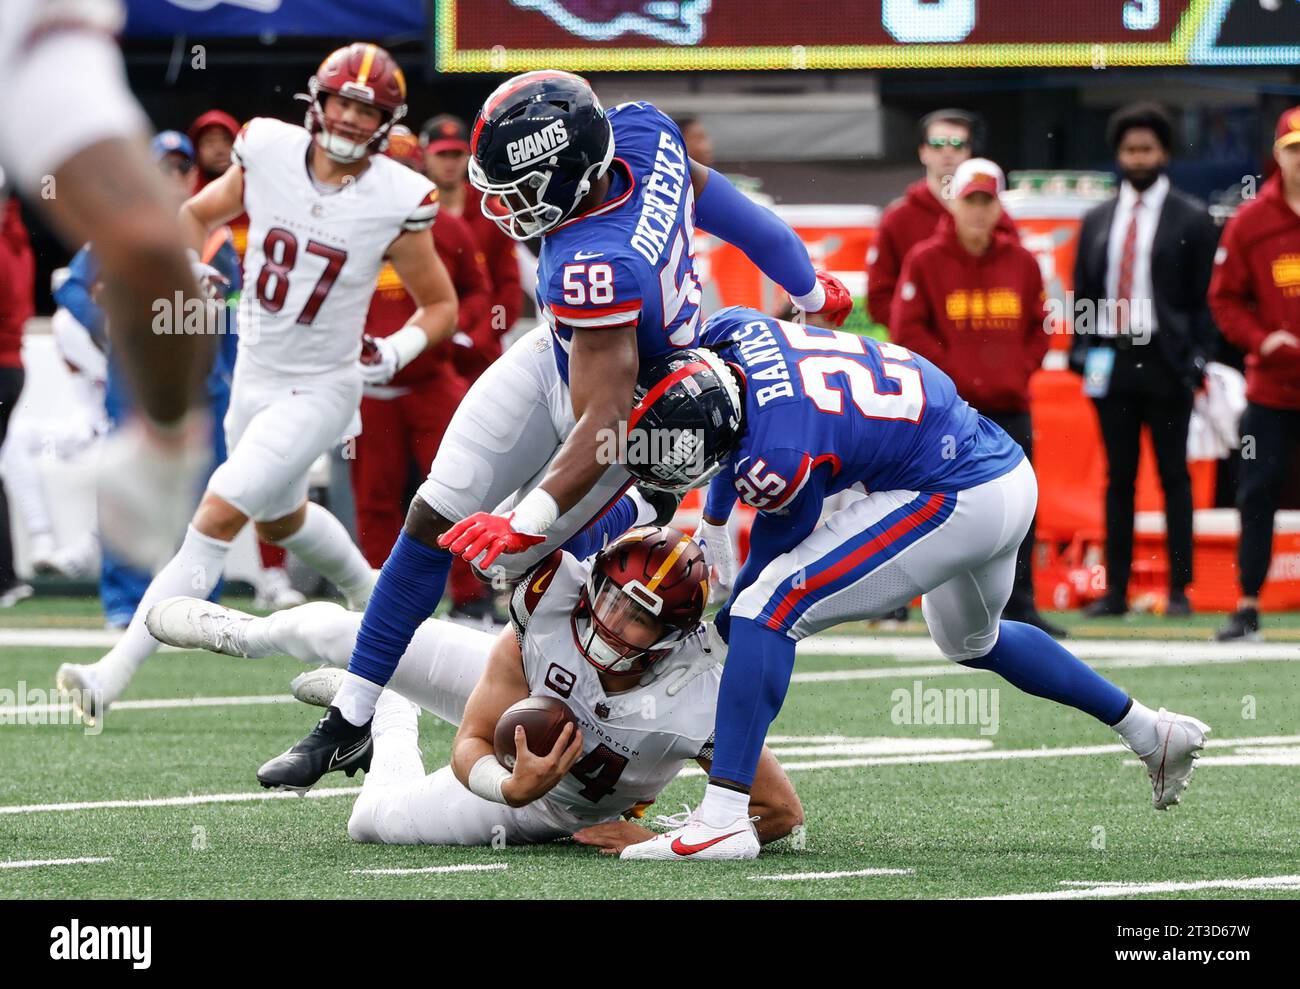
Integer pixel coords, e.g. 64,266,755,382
1275,107,1300,150
188,109,240,144
421,114,470,154
951,157,1005,199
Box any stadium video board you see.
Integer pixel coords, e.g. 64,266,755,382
436,0,1300,72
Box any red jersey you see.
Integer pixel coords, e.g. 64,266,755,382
0,197,34,369
868,178,1018,328
364,209,491,388
890,215,1049,414
1208,173,1300,410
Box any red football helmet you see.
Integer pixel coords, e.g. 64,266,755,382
301,42,408,163
572,526,709,677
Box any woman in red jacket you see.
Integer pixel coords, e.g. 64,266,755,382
891,158,1060,636
1207,107,1300,641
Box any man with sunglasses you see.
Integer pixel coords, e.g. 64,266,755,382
868,109,1017,331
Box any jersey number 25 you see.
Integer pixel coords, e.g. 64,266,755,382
779,322,924,423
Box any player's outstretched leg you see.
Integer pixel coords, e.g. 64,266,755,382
257,497,454,791
146,597,356,665
958,620,1210,809
56,523,234,725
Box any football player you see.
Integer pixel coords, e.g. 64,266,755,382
0,0,217,571
57,43,459,724
258,68,854,791
147,527,802,853
617,309,1211,860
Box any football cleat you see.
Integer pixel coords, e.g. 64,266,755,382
55,662,108,727
252,568,306,611
620,806,760,861
289,666,346,709
256,706,372,792
145,597,256,657
1128,709,1210,810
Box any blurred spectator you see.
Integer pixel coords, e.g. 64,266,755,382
352,126,497,627
0,189,34,606
675,115,715,168
891,159,1061,636
422,114,522,363
189,109,249,259
1207,106,1300,641
868,108,1014,329
1069,102,1219,619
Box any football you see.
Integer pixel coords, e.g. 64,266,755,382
493,696,578,770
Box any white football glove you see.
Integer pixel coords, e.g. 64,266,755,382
693,518,737,602
96,412,212,573
358,334,400,385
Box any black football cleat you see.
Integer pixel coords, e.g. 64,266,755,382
1215,607,1262,643
257,706,373,792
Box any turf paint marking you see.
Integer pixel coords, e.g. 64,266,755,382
0,856,113,869
5,735,1298,816
751,868,914,881
349,864,508,876
973,875,1300,900
0,694,299,719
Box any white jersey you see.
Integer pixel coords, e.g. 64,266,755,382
233,117,438,375
510,550,723,824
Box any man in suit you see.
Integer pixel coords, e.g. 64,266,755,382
1069,103,1219,618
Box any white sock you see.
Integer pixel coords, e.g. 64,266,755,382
1114,698,1160,755
245,601,358,664
699,782,752,827
365,691,424,786
275,503,376,608
334,671,384,727
95,525,230,697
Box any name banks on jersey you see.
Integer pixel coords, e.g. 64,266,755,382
699,307,1025,514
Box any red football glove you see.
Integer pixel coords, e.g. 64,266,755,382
799,270,853,328
438,511,546,569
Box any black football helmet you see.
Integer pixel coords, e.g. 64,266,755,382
468,70,614,241
625,348,745,494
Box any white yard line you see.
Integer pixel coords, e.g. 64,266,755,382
0,694,297,718
973,875,1300,900
4,734,1297,816
0,785,359,815
751,868,914,881
349,864,508,876
0,856,113,869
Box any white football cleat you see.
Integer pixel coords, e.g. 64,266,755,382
1130,708,1210,810
620,806,760,861
289,666,345,708
146,596,256,657
55,662,109,727
252,567,306,611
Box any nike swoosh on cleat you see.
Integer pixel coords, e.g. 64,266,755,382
328,736,369,771
670,832,744,856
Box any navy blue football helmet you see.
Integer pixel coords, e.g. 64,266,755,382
624,348,744,494
468,70,614,241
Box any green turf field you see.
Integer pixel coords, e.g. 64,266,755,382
1,597,1298,900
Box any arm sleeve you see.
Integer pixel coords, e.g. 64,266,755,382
52,245,105,342
402,188,440,233
1208,219,1270,354
694,168,816,298
703,471,737,524
889,253,946,365
1023,255,1051,372
866,219,901,327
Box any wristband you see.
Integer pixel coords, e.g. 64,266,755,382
387,324,430,372
468,754,511,804
510,487,559,536
790,280,826,314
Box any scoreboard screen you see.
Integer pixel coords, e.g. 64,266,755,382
436,0,1300,72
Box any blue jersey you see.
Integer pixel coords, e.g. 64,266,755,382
536,101,701,383
700,307,1024,517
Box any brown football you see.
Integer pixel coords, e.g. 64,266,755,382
493,696,578,770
